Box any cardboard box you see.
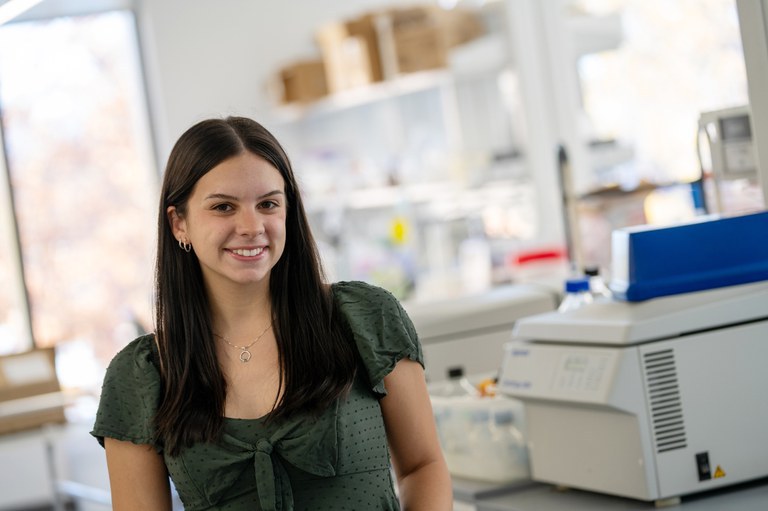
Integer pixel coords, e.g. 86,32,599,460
441,7,486,48
316,6,486,91
316,18,383,93
377,6,447,76
279,59,328,104
0,348,66,436
347,14,386,83
378,6,486,77
390,25,449,74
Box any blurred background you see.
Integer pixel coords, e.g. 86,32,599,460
1,0,767,509
0,0,760,393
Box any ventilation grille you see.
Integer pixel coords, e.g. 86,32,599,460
643,349,688,453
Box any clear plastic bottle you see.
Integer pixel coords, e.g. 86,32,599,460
431,369,478,478
492,408,530,481
464,408,493,479
583,265,613,300
431,367,480,397
455,367,480,397
557,277,594,312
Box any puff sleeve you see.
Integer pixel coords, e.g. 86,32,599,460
90,334,162,450
333,281,424,395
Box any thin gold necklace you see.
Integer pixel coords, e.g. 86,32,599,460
215,323,272,363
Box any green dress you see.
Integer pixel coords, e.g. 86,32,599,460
91,281,423,511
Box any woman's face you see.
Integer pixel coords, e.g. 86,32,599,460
168,151,287,293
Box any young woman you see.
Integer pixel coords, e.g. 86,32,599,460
91,116,452,510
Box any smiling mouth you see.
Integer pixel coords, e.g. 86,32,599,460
231,247,265,257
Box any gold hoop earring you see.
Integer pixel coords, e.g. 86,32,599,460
178,239,192,253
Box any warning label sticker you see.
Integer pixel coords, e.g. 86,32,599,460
714,466,726,479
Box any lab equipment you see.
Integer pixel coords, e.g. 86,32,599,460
497,279,768,504
431,394,530,483
697,105,761,214
698,105,756,181
610,210,768,301
405,283,557,383
409,284,556,485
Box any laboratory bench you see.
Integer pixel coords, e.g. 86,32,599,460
452,476,768,511
452,476,536,503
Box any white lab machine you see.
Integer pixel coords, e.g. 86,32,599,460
698,105,756,182
497,280,768,504
697,105,761,214
405,284,557,383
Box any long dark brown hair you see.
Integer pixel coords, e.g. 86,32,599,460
153,116,356,455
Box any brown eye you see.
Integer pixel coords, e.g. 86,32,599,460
259,200,279,210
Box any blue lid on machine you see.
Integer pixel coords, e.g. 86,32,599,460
609,210,768,301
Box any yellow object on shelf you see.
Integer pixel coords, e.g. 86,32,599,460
389,215,409,246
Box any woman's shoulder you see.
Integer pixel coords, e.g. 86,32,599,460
92,333,162,448
331,280,402,309
331,281,423,395
330,280,413,333
105,333,160,380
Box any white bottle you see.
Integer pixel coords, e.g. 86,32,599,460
459,236,492,295
430,367,479,477
584,266,613,300
557,277,594,313
431,367,479,397
492,408,530,481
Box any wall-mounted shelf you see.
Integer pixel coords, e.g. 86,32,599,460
304,180,460,214
272,69,453,124
304,178,534,218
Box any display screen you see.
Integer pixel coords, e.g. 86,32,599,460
720,114,751,140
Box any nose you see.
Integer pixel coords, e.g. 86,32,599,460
236,208,264,236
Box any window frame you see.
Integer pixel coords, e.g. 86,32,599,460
0,0,158,356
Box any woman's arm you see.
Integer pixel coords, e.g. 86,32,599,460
380,358,453,510
105,437,172,511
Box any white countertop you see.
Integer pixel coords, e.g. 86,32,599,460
465,477,768,511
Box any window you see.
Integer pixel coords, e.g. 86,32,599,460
0,9,157,389
571,0,755,267
577,0,749,184
0,144,33,355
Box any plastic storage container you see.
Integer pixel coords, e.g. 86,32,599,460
430,394,530,483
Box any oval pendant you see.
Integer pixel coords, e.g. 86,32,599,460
239,350,252,363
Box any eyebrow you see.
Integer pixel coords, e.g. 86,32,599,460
203,190,285,201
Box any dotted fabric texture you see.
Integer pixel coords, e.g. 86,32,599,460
91,281,424,510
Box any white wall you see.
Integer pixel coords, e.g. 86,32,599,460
132,0,569,252
136,0,424,166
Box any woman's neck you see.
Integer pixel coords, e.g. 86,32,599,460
207,280,273,339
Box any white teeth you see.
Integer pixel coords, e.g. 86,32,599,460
232,248,264,257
